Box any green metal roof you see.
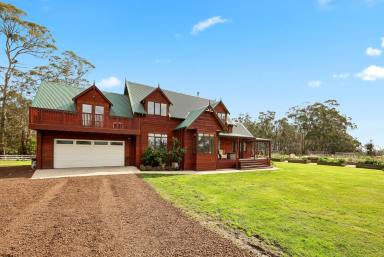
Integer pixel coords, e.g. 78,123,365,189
32,82,133,118
175,105,208,130
126,81,218,119
219,122,255,138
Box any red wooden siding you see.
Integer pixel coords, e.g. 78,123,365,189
29,107,140,135
188,111,222,171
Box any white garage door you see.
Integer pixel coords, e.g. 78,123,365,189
54,139,125,168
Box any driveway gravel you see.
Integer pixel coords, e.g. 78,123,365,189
0,174,253,257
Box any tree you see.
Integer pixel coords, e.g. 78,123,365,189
0,2,56,154
30,50,95,88
365,140,375,156
287,100,358,154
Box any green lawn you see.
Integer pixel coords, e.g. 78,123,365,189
0,160,31,166
142,162,384,257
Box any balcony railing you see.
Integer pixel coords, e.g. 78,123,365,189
29,107,140,135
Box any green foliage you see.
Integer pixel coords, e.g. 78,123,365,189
237,100,361,155
169,139,185,163
318,157,345,166
143,163,384,257
357,158,384,169
364,140,375,156
142,141,185,168
30,50,95,88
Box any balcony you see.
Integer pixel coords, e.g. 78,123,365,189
29,107,140,135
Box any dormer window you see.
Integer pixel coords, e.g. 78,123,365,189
148,101,167,116
217,112,226,122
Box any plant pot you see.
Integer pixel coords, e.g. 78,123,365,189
171,162,179,170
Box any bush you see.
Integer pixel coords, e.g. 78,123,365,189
318,157,345,166
356,158,384,170
141,139,186,170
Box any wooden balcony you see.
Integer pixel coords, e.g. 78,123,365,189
29,107,140,135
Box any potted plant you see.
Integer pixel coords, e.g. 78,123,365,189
169,139,185,170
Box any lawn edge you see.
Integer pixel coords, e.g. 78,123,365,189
141,175,285,257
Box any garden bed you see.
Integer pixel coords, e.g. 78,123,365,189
287,159,310,164
356,164,384,170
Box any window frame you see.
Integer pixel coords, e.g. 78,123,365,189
148,133,168,149
147,101,167,116
197,133,215,154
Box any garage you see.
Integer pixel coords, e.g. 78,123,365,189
54,139,125,168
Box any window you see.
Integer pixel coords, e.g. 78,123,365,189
148,133,167,149
95,106,104,115
82,104,92,127
76,140,92,145
155,102,161,115
148,101,155,115
232,141,237,152
94,141,108,145
82,104,92,113
110,141,123,146
147,101,167,116
243,142,247,152
217,112,226,122
56,140,73,144
197,133,215,154
94,106,104,128
161,103,167,116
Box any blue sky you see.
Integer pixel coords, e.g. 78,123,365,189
9,0,384,147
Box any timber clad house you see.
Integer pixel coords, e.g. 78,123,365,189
29,81,272,171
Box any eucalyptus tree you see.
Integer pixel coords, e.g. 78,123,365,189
0,2,56,153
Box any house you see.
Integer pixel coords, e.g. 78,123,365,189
29,81,272,171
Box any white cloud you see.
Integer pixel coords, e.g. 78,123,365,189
366,47,382,56
357,65,384,81
308,80,322,88
333,72,351,79
191,16,228,35
98,76,122,89
318,0,332,7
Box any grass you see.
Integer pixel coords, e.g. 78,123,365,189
142,162,384,257
0,160,31,166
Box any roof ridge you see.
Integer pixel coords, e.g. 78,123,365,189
126,80,216,103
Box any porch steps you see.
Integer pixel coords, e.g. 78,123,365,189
238,159,271,170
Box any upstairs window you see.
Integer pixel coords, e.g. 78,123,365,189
148,133,168,149
148,101,167,116
82,104,92,127
217,112,226,122
94,106,104,128
197,133,215,154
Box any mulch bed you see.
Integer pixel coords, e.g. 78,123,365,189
0,175,258,257
0,165,34,179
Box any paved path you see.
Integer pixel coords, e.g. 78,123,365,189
0,174,254,257
32,166,277,179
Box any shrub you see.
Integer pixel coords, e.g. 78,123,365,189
318,157,345,166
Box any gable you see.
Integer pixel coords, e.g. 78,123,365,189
189,109,224,132
213,101,230,114
73,85,112,106
143,87,172,105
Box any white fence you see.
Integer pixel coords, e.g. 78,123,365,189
0,155,35,161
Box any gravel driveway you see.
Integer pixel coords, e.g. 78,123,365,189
0,174,253,257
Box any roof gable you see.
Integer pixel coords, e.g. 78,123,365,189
141,86,173,105
213,100,230,114
175,104,226,130
72,85,113,106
